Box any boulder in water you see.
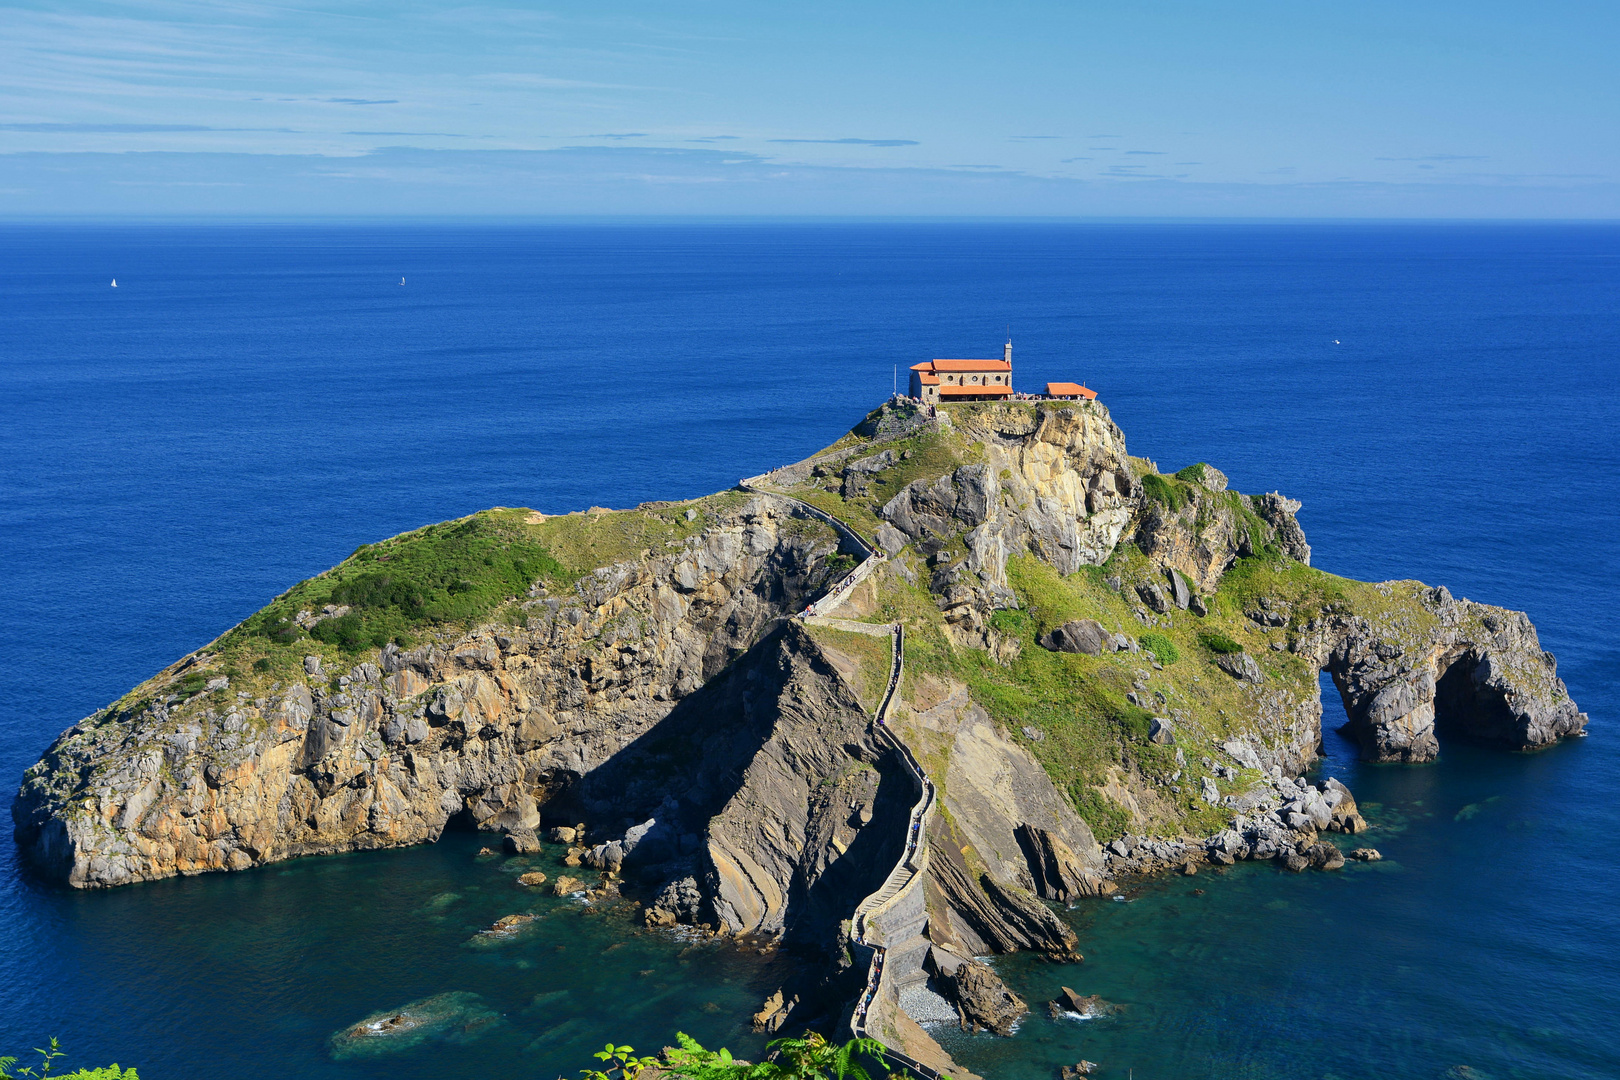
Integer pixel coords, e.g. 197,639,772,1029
943,959,1027,1036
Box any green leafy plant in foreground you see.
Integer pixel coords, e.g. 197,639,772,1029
580,1032,935,1080
0,1039,136,1080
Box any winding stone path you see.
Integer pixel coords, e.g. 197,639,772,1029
739,477,947,1079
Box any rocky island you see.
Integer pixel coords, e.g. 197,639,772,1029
14,399,1585,1075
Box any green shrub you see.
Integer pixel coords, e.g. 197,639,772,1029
0,1038,136,1080
988,608,1032,637
1119,706,1155,742
823,553,858,577
171,673,208,700
252,657,272,672
1139,473,1190,512
1138,632,1180,664
577,1032,890,1080
1072,785,1130,841
247,517,564,655
1173,463,1208,484
1199,631,1244,654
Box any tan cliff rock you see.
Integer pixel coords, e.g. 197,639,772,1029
13,397,1586,970
14,495,850,888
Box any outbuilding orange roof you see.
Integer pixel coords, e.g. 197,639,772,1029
910,362,935,371
1046,382,1097,399
930,359,1012,373
918,374,940,385
939,384,1013,397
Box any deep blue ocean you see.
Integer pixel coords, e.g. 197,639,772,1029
1,222,1616,1080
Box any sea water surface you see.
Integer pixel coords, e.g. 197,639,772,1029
1,222,1616,1080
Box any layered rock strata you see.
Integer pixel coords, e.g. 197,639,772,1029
14,496,853,889
13,397,1587,1061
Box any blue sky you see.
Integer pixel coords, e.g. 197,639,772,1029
1,0,1616,216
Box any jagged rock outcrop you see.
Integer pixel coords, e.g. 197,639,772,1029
1038,619,1119,656
1302,586,1587,762
14,395,1585,961
924,834,1078,958
938,958,1027,1036
1017,824,1116,901
1131,465,1309,595
13,496,852,888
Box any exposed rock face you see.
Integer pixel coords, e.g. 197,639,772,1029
924,834,1078,958
873,406,1137,642
894,674,1104,953
1307,588,1588,763
13,496,851,888
1133,472,1306,596
1016,824,1115,902
1038,619,1113,656
940,958,1027,1035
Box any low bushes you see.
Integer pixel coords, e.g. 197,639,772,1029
1138,632,1180,664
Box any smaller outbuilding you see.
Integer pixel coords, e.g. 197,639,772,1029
1045,382,1098,401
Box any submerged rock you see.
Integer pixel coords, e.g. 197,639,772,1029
331,992,503,1058
1049,987,1119,1020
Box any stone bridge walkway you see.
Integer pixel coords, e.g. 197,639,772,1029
738,477,948,1079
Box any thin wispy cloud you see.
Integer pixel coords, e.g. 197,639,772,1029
344,131,473,138
768,138,918,147
1376,154,1488,162
1,122,211,133
0,122,298,133
0,2,1608,216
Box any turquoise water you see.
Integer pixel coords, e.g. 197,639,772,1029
27,828,786,1077
938,717,1615,1080
1,222,1615,1078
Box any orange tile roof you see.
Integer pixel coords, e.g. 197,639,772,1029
918,374,940,385
910,362,935,371
939,384,1013,397
1046,382,1097,399
930,359,1012,373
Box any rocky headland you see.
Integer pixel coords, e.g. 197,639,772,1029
14,398,1585,1074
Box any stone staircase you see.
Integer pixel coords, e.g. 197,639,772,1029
737,478,948,1077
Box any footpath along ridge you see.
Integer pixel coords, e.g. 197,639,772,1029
738,475,946,1080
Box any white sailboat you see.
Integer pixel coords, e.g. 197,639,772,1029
110,279,117,288
399,277,406,286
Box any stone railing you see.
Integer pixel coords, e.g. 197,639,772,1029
735,482,883,620
737,480,944,1077
847,626,948,1079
